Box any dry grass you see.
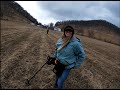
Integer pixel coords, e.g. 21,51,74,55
1,20,120,89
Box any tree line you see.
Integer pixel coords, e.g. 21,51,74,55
55,20,120,33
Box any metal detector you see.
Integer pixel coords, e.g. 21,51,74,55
25,56,50,86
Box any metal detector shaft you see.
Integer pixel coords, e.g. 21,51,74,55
27,61,47,84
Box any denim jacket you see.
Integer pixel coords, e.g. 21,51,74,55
53,36,86,69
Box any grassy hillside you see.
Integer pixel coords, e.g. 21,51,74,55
1,20,120,89
56,21,120,46
1,1,120,89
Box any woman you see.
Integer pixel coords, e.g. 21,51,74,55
53,25,86,89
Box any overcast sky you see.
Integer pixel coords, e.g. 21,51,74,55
15,1,120,27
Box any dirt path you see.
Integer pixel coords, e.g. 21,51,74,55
1,20,120,89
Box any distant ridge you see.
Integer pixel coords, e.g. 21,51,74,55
55,20,120,45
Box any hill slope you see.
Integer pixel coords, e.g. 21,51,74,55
1,1,120,89
1,1,39,25
1,20,120,89
56,20,120,46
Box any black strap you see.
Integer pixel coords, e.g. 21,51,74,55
52,61,65,77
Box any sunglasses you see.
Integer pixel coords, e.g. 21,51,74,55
64,29,73,32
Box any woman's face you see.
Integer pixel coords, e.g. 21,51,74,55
64,30,73,38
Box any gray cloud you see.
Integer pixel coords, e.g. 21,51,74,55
103,1,120,18
37,1,120,27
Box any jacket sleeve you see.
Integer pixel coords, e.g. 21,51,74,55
73,41,86,68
